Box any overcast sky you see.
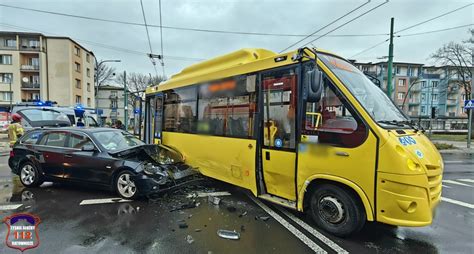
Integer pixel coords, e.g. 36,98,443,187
0,0,472,78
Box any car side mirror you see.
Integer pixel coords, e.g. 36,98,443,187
82,144,96,152
305,65,323,103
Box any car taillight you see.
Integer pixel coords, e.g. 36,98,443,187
9,151,14,157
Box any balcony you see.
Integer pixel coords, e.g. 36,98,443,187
19,43,41,51
21,82,40,90
20,65,40,71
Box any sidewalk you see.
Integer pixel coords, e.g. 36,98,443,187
432,140,474,154
0,134,9,156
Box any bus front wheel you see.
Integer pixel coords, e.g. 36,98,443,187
309,184,366,237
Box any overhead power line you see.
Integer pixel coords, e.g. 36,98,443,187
398,23,474,37
158,0,166,77
349,3,473,58
395,3,473,33
279,0,371,53
0,23,205,61
0,3,389,38
139,0,160,76
303,0,389,47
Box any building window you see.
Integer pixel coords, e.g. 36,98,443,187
0,73,13,83
111,99,118,109
398,79,405,86
421,106,426,114
0,55,12,65
395,66,400,74
432,94,438,101
397,92,404,100
86,68,90,77
28,57,39,67
87,97,91,107
432,81,439,88
421,93,426,101
87,83,91,92
4,39,16,48
74,46,80,56
421,81,427,88
29,40,39,48
0,92,12,101
75,62,81,72
462,94,466,101
111,91,118,97
75,79,81,89
76,95,82,104
86,54,90,63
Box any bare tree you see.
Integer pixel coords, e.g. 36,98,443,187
430,30,473,101
95,60,117,89
115,72,166,105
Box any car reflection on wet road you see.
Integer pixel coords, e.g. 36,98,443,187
0,154,473,253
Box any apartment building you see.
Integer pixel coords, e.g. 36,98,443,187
0,31,95,111
353,60,471,117
96,84,133,126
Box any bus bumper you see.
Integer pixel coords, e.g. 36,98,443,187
376,172,441,227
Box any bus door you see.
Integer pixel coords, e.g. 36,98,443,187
133,98,144,139
153,93,164,144
144,93,163,144
260,66,298,201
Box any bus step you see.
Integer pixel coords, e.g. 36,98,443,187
258,194,297,209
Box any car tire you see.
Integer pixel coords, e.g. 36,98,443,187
308,184,366,237
19,162,43,188
115,170,139,200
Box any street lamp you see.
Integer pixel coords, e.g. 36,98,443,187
94,59,121,125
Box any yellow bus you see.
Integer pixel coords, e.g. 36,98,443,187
143,48,443,236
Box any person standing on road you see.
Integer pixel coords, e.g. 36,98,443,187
8,113,24,147
115,120,125,130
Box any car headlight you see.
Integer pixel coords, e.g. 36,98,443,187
143,163,168,177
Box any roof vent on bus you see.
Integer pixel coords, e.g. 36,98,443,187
396,130,406,134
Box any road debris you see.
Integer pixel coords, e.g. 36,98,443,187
195,228,202,232
186,235,194,244
187,191,231,198
226,206,237,213
238,211,247,217
179,222,189,229
217,229,240,240
170,201,197,212
255,215,270,221
208,196,221,205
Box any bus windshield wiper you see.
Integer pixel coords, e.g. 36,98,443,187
377,120,405,127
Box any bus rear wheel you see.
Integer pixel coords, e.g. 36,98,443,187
309,184,366,237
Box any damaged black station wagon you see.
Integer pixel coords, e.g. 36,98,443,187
9,128,197,199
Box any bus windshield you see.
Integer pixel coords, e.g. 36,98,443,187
319,53,409,127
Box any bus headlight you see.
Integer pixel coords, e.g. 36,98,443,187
407,159,421,172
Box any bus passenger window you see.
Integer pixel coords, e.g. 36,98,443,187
197,75,257,138
303,77,367,148
262,68,297,149
164,87,197,133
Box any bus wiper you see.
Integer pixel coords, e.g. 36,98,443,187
377,120,405,127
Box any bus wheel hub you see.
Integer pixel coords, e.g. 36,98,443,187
319,196,344,224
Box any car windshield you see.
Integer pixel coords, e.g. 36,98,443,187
92,131,145,151
319,54,409,127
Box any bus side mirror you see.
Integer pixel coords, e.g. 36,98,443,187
305,68,323,103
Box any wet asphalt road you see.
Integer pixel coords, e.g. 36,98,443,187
0,154,473,254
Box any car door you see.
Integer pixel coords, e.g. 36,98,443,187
63,131,114,184
36,131,68,179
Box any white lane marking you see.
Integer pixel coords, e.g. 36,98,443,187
0,204,23,210
444,161,465,164
79,198,132,206
250,196,327,253
441,197,474,209
442,180,473,187
457,179,474,183
442,185,451,189
186,191,231,198
276,207,348,254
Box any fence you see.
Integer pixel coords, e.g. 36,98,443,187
410,116,469,132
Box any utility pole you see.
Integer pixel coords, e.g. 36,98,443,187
8,76,12,115
468,47,473,148
123,70,128,131
386,17,395,99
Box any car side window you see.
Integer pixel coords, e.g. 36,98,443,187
21,131,43,145
39,132,67,147
67,133,94,149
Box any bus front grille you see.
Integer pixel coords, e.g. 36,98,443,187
426,164,442,205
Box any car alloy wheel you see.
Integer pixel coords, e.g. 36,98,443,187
117,173,137,199
20,164,36,186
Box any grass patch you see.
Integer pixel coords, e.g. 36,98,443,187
429,134,467,142
433,142,456,150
